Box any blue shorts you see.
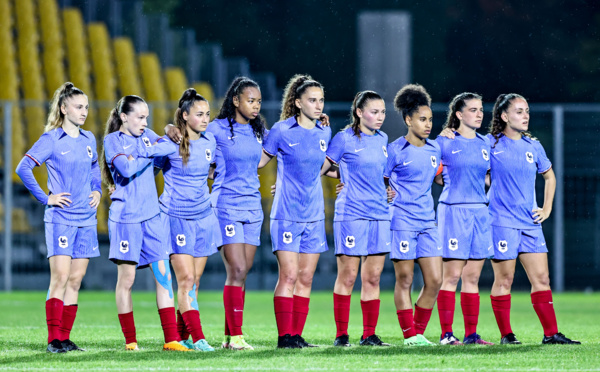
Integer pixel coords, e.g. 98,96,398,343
108,214,170,268
45,223,99,259
492,225,547,260
437,203,493,260
163,211,221,258
214,208,263,247
271,219,328,254
390,228,441,261
334,220,391,256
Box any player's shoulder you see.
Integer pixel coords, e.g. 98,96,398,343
376,129,388,142
425,138,441,151
475,132,490,146
389,136,409,152
203,130,216,142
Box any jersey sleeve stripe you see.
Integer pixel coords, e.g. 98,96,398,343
262,148,276,157
325,155,338,165
25,154,41,166
110,153,126,167
539,164,553,174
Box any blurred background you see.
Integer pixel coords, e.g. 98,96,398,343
1,0,599,293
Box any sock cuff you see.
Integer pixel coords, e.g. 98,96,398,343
46,298,63,306
274,296,294,306
360,299,380,305
414,304,433,312
461,292,480,301
438,290,455,299
531,289,552,304
396,308,413,315
333,293,351,303
490,294,511,301
293,294,310,306
158,307,175,316
182,309,199,317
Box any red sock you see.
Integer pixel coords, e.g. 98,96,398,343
531,290,558,337
182,310,205,342
361,299,380,339
118,311,137,344
397,309,417,339
461,292,480,337
158,307,180,343
437,290,455,337
177,310,190,341
413,305,433,335
291,295,310,336
333,293,351,337
45,298,63,343
491,294,513,338
59,304,78,341
223,285,244,336
274,296,293,336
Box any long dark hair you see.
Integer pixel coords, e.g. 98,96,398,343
443,92,482,130
174,88,208,166
46,82,86,132
346,90,383,138
100,95,146,186
280,74,323,121
393,84,431,125
489,93,533,147
216,76,266,142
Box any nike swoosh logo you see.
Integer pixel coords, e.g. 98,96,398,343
92,246,98,251
437,247,442,250
402,328,411,332
320,242,326,246
386,242,391,246
234,309,243,312
493,151,504,155
452,150,462,154
123,144,132,150
488,246,492,250
61,151,70,155
541,243,546,246
354,148,365,153
228,136,237,140
289,143,300,147
403,161,413,166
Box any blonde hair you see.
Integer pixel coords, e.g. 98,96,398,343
45,82,86,132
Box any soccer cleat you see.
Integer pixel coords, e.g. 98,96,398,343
46,339,66,353
542,332,581,345
360,334,391,346
228,335,254,350
404,334,435,346
333,334,352,347
125,342,139,351
293,334,318,348
163,340,191,351
277,334,301,349
463,333,495,345
221,335,231,349
440,332,463,345
181,339,194,349
61,339,85,351
189,339,215,351
500,333,522,345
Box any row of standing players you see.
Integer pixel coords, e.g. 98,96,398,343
15,76,580,353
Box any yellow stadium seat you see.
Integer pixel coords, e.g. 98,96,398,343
139,53,168,129
88,22,116,137
164,68,188,101
193,82,215,104
113,37,143,96
38,0,66,97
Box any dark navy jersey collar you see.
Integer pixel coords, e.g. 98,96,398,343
289,116,324,130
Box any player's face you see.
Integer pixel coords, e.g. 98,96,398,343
296,87,324,121
62,94,88,127
406,105,433,140
234,87,261,123
457,99,483,130
503,98,530,133
120,102,149,137
184,100,210,135
357,99,386,132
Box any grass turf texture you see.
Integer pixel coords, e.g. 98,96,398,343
0,291,598,371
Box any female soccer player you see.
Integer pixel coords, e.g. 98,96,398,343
487,94,580,344
435,92,494,345
259,74,332,348
385,84,441,346
16,82,100,353
101,95,189,352
320,90,391,347
166,77,266,351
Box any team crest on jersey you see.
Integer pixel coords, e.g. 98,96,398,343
431,156,437,168
205,149,212,161
382,146,388,158
119,240,129,253
320,139,327,152
482,149,489,161
449,238,458,251
225,224,235,237
345,235,355,248
498,240,508,253
526,152,534,163
176,234,186,247
283,232,293,244
400,241,409,253
141,137,151,147
58,236,68,249
86,145,93,158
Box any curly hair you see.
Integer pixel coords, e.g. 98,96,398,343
45,82,86,132
216,76,266,142
393,84,431,125
280,74,323,121
442,92,482,130
345,90,383,138
174,88,208,166
489,93,533,147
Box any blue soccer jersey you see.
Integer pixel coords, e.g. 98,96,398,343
437,133,491,205
154,134,217,219
103,129,161,223
207,118,264,211
326,127,389,221
16,128,101,226
487,134,552,229
263,117,332,222
384,137,441,230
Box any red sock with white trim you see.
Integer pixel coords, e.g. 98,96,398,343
397,309,417,339
531,290,558,337
491,294,513,338
413,305,433,335
223,285,244,336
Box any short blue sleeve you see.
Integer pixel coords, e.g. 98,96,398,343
383,143,398,178
435,136,445,159
325,131,346,164
263,122,281,156
534,140,552,173
26,132,54,166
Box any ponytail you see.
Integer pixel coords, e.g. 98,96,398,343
280,74,323,121
443,92,482,131
174,88,208,166
45,82,86,132
346,90,383,138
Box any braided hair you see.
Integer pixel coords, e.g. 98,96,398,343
216,77,266,142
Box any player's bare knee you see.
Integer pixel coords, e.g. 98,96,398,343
280,270,298,286
396,273,413,291
297,272,313,288
178,272,195,291
533,274,550,290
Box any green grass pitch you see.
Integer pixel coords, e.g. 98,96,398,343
0,291,598,371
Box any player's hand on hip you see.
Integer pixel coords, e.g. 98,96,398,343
47,192,72,208
532,208,551,224
89,191,101,209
